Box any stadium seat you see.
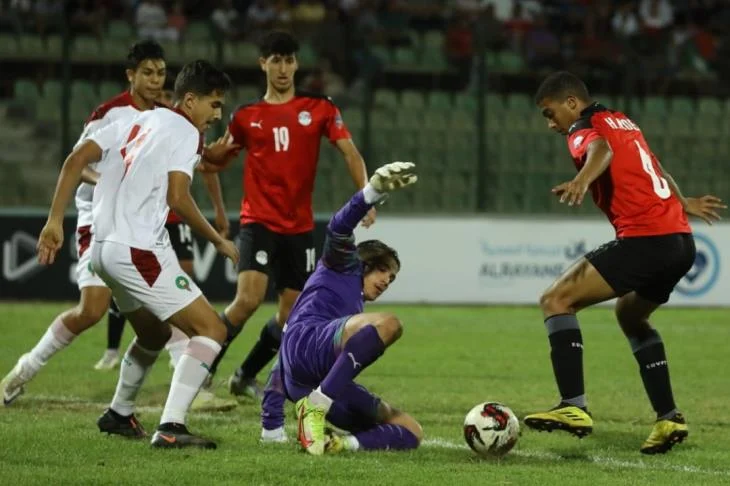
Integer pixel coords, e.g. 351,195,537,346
422,30,444,49
0,34,18,58
643,96,668,115
297,42,317,68
449,110,474,132
72,36,103,61
420,46,447,70
485,93,505,113
423,110,446,130
99,81,124,100
370,45,391,64
497,51,525,73
45,35,62,58
341,109,363,131
505,93,531,113
19,34,44,60
184,39,212,60
698,97,722,115
14,79,40,104
108,20,133,40
427,91,452,111
454,93,476,113
392,47,418,69
186,21,212,41
374,90,398,110
395,110,421,129
666,117,692,137
400,90,425,110
71,80,98,107
158,41,184,65
670,97,695,115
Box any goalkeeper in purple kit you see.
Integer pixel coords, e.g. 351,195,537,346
262,162,422,455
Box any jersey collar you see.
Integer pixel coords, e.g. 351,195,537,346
170,107,199,130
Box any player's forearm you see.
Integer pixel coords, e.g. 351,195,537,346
574,139,613,187
344,153,368,189
168,192,224,246
323,186,385,272
201,171,226,216
80,167,100,185
329,188,380,235
48,152,92,222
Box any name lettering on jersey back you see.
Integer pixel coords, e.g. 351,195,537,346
603,116,640,132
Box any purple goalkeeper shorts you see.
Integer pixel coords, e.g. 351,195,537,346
281,316,349,401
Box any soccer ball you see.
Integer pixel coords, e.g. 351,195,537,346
463,402,520,457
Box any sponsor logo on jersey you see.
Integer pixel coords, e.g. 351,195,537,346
256,250,268,265
298,111,312,126
572,135,584,148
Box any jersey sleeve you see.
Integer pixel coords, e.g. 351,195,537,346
324,102,351,144
321,191,373,274
168,131,202,179
228,110,246,146
85,118,129,152
567,123,602,160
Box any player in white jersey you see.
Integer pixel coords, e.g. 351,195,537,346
0,40,167,406
0,42,231,414
35,60,238,449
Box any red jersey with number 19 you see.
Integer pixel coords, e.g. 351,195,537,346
567,103,691,238
228,92,351,234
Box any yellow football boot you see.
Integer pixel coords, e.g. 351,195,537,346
524,403,593,438
640,413,688,455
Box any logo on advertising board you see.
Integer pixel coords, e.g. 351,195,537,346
478,239,588,285
2,231,42,282
675,233,719,297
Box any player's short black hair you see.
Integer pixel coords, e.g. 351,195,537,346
126,40,165,69
174,60,232,99
357,240,400,274
259,31,299,58
534,71,591,104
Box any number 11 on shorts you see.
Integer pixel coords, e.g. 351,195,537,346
305,247,316,272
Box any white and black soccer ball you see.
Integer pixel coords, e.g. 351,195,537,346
463,402,520,457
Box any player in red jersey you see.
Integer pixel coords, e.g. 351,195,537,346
203,31,375,428
522,72,725,454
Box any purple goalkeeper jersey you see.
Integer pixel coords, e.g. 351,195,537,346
285,191,373,328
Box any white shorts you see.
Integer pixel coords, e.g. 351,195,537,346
76,225,107,289
91,240,202,321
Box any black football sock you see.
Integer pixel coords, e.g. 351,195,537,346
629,329,678,419
208,312,243,376
545,314,586,409
237,316,281,380
107,300,126,351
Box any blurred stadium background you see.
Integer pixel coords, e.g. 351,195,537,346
1,0,729,304
2,0,729,214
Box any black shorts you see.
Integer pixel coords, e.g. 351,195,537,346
237,223,315,291
586,233,696,304
166,222,194,261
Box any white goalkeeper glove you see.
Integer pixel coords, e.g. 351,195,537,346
369,161,418,193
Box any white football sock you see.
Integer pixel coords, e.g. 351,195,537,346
165,326,189,369
26,316,77,373
309,386,334,412
109,339,160,416
160,336,221,425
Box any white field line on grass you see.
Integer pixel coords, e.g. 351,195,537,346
16,395,730,478
422,438,730,477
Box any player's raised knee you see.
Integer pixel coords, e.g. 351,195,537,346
374,313,403,344
539,286,573,316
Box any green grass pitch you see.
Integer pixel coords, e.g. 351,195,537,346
1,302,729,485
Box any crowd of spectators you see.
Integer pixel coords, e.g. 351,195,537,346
2,0,730,93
